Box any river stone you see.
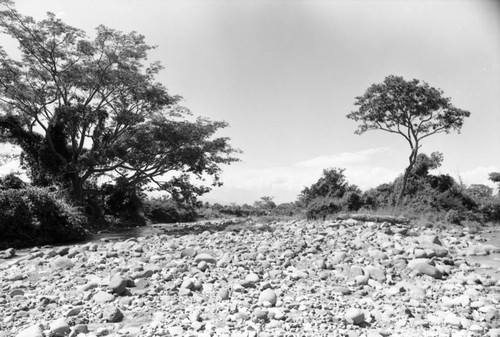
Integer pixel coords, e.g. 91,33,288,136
365,265,386,282
56,247,70,256
197,260,208,271
10,289,25,298
408,260,443,279
73,325,89,334
239,279,255,288
330,252,347,265
0,248,16,259
7,273,25,281
49,318,70,336
259,289,277,306
181,278,195,290
245,272,260,283
194,253,217,264
218,287,230,300
15,324,44,337
93,291,115,304
66,307,81,317
51,256,74,270
254,308,268,320
179,288,192,296
102,306,123,322
344,308,365,325
79,282,98,292
108,275,127,295
181,248,198,258
419,235,442,246
414,248,427,258
131,269,154,279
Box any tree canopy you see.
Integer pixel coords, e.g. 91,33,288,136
0,1,239,206
347,75,470,206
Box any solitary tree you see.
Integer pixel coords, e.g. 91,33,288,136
347,75,470,206
0,1,238,206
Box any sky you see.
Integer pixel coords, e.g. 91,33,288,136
0,0,499,204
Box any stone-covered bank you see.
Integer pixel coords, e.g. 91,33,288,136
1,219,500,337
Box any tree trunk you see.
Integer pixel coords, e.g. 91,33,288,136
396,147,419,207
70,174,85,204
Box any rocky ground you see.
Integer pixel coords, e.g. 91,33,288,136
1,218,500,337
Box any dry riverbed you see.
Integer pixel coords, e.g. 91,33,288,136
1,218,500,337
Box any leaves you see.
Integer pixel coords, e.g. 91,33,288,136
347,75,471,143
0,2,239,204
347,75,471,205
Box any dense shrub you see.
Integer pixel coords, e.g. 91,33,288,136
300,168,360,205
0,186,88,249
0,173,26,190
143,197,197,223
102,178,146,226
341,191,363,211
444,209,463,225
362,183,395,210
479,200,500,222
305,197,341,220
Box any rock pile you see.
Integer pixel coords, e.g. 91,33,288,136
1,219,500,336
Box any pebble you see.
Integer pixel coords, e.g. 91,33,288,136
15,325,44,337
93,291,115,304
49,318,70,336
108,274,127,295
50,256,74,269
344,308,365,325
258,289,277,306
194,253,217,264
102,306,124,322
3,218,500,336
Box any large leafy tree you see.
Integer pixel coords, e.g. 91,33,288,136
0,1,238,205
347,75,470,206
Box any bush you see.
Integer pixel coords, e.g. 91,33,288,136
305,197,342,220
103,178,146,226
0,187,88,249
362,183,395,210
479,200,500,223
444,209,464,225
0,173,26,190
341,191,363,211
143,197,197,223
299,168,360,205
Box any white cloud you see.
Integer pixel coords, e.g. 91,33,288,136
295,147,392,168
203,148,402,203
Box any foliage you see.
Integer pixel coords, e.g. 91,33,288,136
347,75,470,205
143,196,197,223
362,183,395,210
0,2,238,211
299,168,360,205
102,177,146,226
341,191,363,211
0,172,25,189
444,209,464,225
305,197,341,220
0,185,87,249
490,172,500,194
253,196,276,210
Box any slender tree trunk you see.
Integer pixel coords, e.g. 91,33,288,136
397,147,419,207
